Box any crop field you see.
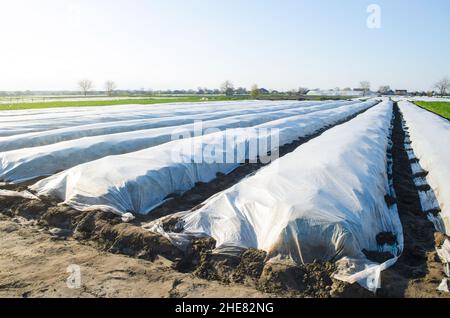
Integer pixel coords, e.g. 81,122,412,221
0,99,449,298
0,96,250,111
0,95,357,112
414,101,450,120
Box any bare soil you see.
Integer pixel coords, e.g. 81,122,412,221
0,215,268,298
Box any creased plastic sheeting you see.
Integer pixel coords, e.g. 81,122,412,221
0,100,335,152
147,100,402,292
0,99,285,120
398,101,450,235
0,100,354,153
0,100,321,137
0,100,273,137
0,99,318,126
30,100,377,215
0,101,357,183
0,99,315,124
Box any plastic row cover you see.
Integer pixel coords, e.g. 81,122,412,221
0,100,351,152
399,101,450,235
0,100,321,137
147,100,402,292
0,99,318,125
30,100,377,215
0,101,357,183
0,99,288,119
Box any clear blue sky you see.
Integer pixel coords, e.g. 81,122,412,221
0,0,449,91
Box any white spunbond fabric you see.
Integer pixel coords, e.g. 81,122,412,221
398,101,450,235
0,101,356,183
0,100,348,152
30,100,377,215
0,100,317,137
0,99,295,118
0,100,267,137
0,99,307,124
147,100,402,292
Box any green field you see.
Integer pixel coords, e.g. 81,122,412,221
0,96,250,111
414,101,450,120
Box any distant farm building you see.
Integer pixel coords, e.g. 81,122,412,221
395,90,408,95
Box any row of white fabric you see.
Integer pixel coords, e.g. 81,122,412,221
30,100,378,215
0,100,323,136
0,100,362,183
147,100,402,292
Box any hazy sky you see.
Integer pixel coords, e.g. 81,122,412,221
0,0,449,91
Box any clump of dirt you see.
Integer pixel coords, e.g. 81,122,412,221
376,232,398,246
363,249,395,264
384,195,397,207
73,211,183,261
174,237,217,273
361,231,398,264
188,246,267,285
161,216,183,233
258,262,333,296
416,184,432,192
257,261,372,298
231,249,267,284
328,278,376,298
194,252,242,282
42,205,82,230
0,196,46,219
426,208,442,217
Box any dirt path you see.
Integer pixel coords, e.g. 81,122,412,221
0,215,269,298
378,103,449,298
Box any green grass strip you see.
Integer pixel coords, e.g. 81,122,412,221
414,101,450,120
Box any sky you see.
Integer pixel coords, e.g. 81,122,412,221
0,0,449,92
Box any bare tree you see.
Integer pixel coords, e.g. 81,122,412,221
221,80,235,96
78,79,93,96
378,85,391,95
297,87,310,95
105,80,117,97
250,84,260,99
360,81,371,96
434,77,450,96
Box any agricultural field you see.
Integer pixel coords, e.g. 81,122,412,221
0,96,250,111
414,101,450,120
0,94,356,111
1,98,449,298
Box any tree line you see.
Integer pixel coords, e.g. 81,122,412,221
72,77,450,98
